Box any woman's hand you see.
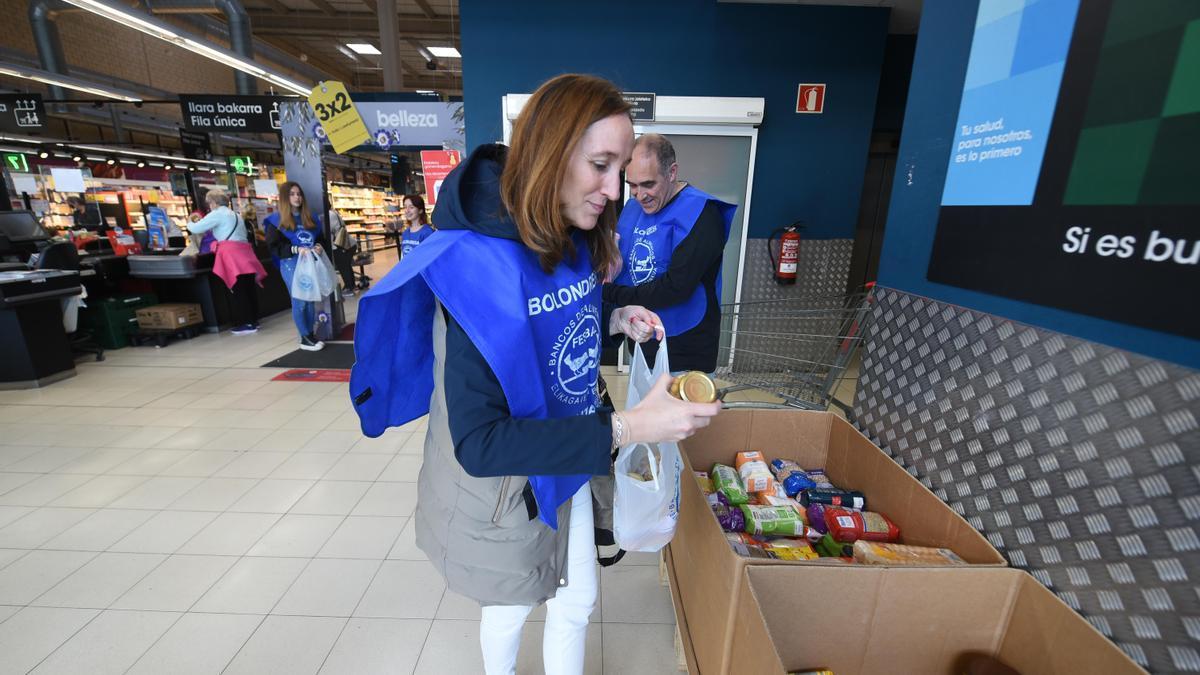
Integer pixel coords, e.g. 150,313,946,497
609,306,664,343
620,374,721,445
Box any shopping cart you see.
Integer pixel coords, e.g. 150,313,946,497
348,230,377,291
713,285,876,416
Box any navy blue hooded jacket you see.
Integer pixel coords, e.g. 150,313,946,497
434,144,617,478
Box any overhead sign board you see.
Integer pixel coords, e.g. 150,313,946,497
352,97,464,150
0,93,46,134
179,94,286,133
623,92,656,121
179,130,212,160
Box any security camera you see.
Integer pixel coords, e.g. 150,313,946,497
425,59,438,71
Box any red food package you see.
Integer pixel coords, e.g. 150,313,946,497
824,507,900,543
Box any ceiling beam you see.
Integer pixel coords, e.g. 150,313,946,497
245,11,454,36
258,34,356,83
307,0,339,15
353,73,460,89
258,0,292,13
413,0,437,19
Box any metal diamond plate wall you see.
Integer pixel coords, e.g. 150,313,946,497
727,238,853,369
854,287,1200,673
739,238,853,303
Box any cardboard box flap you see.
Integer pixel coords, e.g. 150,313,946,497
998,575,1146,675
740,566,1146,675
745,409,833,469
858,568,1017,674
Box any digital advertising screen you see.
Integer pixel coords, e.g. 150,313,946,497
927,0,1200,339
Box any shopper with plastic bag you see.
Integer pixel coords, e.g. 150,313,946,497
264,181,326,351
350,74,721,675
614,335,685,552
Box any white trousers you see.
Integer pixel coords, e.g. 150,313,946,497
480,482,596,675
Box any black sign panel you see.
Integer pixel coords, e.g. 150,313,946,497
623,92,656,122
0,94,47,134
926,0,1200,340
178,130,212,160
179,94,285,133
169,172,190,197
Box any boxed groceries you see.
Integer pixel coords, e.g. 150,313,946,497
134,303,203,331
667,409,1006,674
732,565,1145,675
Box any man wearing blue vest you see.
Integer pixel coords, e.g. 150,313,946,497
605,134,736,374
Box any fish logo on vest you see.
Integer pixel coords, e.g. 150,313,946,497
549,307,601,406
297,230,315,246
630,240,656,285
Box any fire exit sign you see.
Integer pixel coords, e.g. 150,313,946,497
2,153,29,172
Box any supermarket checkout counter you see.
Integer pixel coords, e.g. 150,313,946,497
126,248,290,331
0,269,83,388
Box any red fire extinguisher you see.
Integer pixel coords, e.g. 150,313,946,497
768,222,803,285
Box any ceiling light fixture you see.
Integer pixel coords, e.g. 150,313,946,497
136,160,146,167
71,143,221,167
71,154,82,162
0,62,144,102
106,157,116,165
38,150,49,159
164,163,173,170
427,46,461,58
345,43,381,55
57,0,311,96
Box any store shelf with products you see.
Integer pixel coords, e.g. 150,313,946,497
328,181,399,228
29,175,192,234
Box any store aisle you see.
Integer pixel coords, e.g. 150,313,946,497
0,294,678,675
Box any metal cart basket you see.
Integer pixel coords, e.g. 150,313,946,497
714,285,875,415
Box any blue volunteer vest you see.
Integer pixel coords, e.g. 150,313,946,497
350,229,601,530
612,185,736,336
263,212,323,265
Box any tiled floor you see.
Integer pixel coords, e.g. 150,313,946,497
0,251,680,674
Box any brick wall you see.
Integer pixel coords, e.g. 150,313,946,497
3,0,314,96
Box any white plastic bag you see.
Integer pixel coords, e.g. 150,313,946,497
290,249,324,302
312,247,337,298
613,337,684,552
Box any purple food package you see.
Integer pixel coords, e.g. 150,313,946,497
712,498,746,532
807,503,829,534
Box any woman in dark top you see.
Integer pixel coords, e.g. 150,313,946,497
263,181,326,351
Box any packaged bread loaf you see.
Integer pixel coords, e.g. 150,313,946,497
852,541,966,566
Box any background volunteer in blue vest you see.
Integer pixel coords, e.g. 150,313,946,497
349,74,723,675
603,134,732,374
264,182,326,351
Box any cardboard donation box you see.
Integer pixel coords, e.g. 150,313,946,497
668,409,1007,674
135,303,203,331
733,565,1145,674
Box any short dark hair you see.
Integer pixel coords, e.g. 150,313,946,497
634,133,676,177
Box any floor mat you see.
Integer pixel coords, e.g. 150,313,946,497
335,322,355,341
271,369,352,382
262,343,356,369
